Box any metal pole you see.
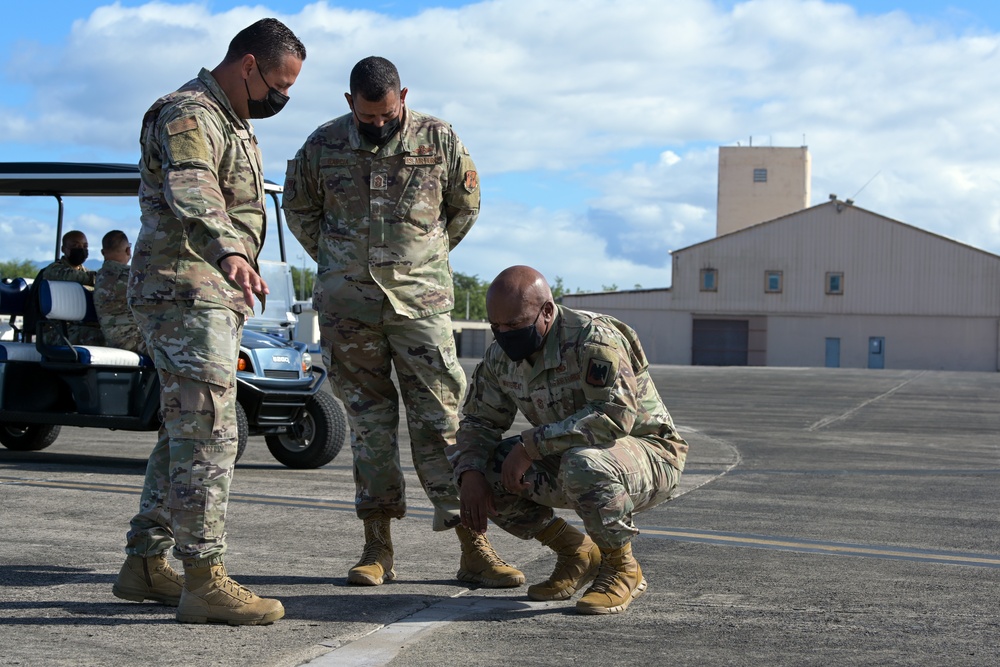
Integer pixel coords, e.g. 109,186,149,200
299,254,306,300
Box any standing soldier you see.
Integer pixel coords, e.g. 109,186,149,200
112,18,305,626
454,266,688,615
283,56,521,588
93,230,145,354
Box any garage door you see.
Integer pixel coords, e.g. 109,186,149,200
692,319,748,366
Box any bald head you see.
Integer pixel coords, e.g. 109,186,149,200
486,266,557,362
487,266,553,325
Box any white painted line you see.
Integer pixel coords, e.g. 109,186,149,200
307,594,558,666
807,371,926,431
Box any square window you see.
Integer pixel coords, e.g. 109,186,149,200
700,268,718,292
826,272,844,295
765,270,783,293
753,168,768,183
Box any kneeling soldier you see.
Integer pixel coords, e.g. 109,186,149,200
451,266,687,614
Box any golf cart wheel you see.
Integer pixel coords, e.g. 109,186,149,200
0,423,61,451
235,402,249,463
265,390,346,469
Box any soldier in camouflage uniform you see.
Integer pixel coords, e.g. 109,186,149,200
283,56,521,588
93,230,146,355
37,230,105,346
112,18,305,626
452,266,688,615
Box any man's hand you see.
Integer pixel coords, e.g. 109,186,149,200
220,255,269,308
501,439,533,494
459,471,496,534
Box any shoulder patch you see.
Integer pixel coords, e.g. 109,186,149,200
463,170,479,193
164,114,210,165
585,357,614,387
166,116,198,136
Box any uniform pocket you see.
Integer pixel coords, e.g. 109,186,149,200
392,162,444,230
143,303,241,388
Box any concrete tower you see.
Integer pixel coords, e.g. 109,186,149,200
716,145,811,237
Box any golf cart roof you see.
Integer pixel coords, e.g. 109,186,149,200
0,162,282,197
0,161,287,263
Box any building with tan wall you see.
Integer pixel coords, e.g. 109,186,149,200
562,147,1000,372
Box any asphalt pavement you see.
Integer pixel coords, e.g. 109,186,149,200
2,364,999,666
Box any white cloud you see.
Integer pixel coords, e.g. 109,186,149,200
2,0,1000,290
451,201,672,292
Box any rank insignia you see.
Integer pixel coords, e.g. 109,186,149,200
371,172,387,190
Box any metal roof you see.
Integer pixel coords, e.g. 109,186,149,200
0,162,281,197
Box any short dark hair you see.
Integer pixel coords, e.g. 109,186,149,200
350,56,401,102
223,18,306,74
62,230,86,245
102,230,129,252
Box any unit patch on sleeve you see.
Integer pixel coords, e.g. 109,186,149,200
463,170,479,193
166,116,198,136
164,114,210,164
585,357,614,387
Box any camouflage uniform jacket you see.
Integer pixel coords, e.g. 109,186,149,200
129,68,265,319
39,258,96,287
452,305,688,479
94,259,145,352
94,260,132,327
37,259,102,345
282,108,480,323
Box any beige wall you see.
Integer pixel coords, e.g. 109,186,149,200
565,200,1000,371
716,146,810,237
675,201,1000,317
765,314,998,371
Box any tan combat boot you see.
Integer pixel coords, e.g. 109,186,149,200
347,513,395,586
112,553,184,606
455,525,525,587
527,518,602,601
175,557,284,625
576,542,647,615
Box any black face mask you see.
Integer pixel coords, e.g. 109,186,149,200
493,308,545,363
66,247,88,267
245,67,289,119
356,115,400,146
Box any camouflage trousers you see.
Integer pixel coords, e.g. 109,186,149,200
484,436,681,550
41,321,106,347
125,300,242,560
320,302,466,530
102,322,148,355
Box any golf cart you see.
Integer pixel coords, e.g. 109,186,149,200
0,162,346,469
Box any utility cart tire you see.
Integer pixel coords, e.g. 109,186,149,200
235,402,249,463
265,390,346,469
0,424,61,451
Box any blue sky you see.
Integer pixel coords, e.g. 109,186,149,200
2,1,1000,291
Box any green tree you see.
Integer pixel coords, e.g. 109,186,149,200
290,265,315,301
0,259,38,280
551,276,568,302
452,272,489,320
